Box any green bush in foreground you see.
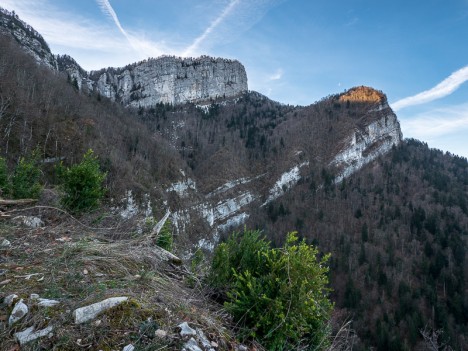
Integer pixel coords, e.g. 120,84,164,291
210,230,333,350
12,154,42,199
210,229,270,290
57,150,106,213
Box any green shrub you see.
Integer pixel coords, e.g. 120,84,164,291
157,219,173,251
11,154,42,199
58,149,106,213
209,229,270,290
210,230,333,350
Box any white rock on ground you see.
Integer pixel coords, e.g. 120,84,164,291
155,329,167,338
122,344,135,351
0,238,11,247
178,321,197,337
73,297,128,324
3,294,18,306
12,215,44,228
196,329,214,350
183,337,203,351
14,325,54,345
38,298,60,307
9,299,28,325
29,294,59,306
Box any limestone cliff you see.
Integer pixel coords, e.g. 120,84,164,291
56,54,248,107
331,86,403,182
0,8,56,70
87,56,248,107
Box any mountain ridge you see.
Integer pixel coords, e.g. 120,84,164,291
2,9,465,351
0,4,403,266
0,6,247,107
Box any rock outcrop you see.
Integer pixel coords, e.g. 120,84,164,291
0,8,56,69
56,54,248,107
87,56,248,107
331,87,402,182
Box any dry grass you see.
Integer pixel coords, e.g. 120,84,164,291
0,208,236,351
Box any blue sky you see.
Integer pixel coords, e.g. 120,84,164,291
2,0,468,158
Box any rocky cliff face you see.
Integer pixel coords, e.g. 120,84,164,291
331,87,402,182
87,56,248,107
56,55,90,90
0,8,56,70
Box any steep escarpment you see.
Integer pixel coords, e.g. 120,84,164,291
331,87,402,182
86,56,248,106
57,54,248,106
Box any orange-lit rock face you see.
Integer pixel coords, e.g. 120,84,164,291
338,86,385,104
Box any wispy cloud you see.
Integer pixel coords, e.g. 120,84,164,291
2,0,286,70
183,0,286,57
1,0,177,69
392,66,468,111
1,0,122,51
1,0,142,69
345,17,359,26
268,68,283,81
401,103,468,139
96,0,130,40
95,0,143,55
183,0,241,57
95,0,187,61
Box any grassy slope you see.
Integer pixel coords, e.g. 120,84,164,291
0,210,235,351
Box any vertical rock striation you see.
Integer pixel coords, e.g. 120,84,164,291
87,56,248,107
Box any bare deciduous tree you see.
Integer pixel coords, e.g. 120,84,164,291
420,326,453,351
0,94,10,121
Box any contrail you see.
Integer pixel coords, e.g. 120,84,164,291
183,0,241,57
392,66,468,111
96,0,135,49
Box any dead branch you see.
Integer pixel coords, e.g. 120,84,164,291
0,198,37,205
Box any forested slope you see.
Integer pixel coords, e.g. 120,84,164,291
249,139,468,350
